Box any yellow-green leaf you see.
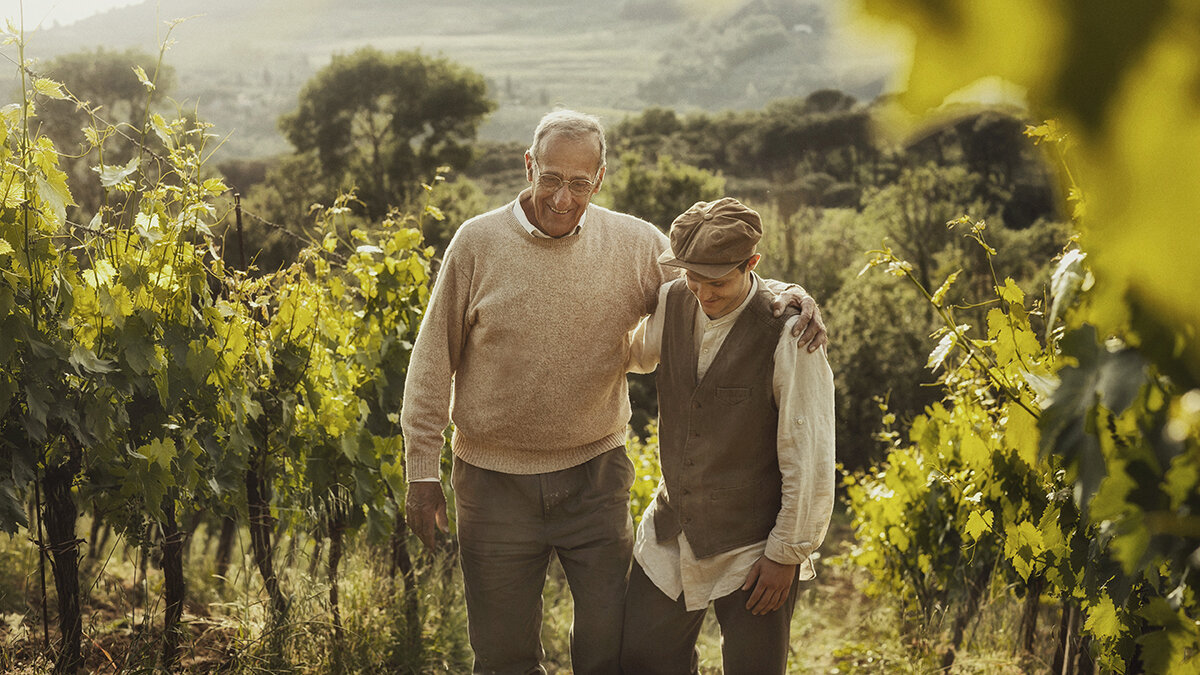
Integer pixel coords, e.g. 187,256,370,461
965,509,994,541
1005,404,1040,466
33,78,68,100
961,434,991,467
140,438,177,469
1084,594,1123,642
997,277,1024,306
132,65,155,91
931,270,961,307
202,177,227,195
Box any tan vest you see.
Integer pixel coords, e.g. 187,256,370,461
652,279,785,559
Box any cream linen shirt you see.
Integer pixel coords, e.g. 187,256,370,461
627,275,836,611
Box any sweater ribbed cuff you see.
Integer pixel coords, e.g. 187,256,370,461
405,451,442,483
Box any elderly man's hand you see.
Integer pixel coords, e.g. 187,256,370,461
771,288,828,352
405,481,449,550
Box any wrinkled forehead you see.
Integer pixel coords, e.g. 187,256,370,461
534,130,603,166
533,136,603,179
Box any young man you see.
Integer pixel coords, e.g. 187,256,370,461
621,198,836,675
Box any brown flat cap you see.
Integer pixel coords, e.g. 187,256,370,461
658,197,762,278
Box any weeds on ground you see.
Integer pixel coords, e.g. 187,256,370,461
1,512,1047,673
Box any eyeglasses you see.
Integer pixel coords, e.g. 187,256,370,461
533,164,598,197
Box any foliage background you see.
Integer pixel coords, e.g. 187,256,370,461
3,0,1199,672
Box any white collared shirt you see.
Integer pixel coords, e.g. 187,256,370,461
512,195,586,238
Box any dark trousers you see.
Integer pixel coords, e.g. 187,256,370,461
451,447,635,675
621,560,799,675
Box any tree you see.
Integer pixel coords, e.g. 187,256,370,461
864,164,988,294
601,151,727,434
39,48,174,148
279,48,494,219
803,88,858,114
603,151,726,230
825,271,940,471
751,98,875,184
236,152,330,273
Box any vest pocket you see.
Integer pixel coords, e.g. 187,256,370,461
715,386,750,405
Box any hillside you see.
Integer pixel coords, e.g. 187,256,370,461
3,0,896,160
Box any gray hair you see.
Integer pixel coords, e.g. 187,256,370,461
528,109,607,171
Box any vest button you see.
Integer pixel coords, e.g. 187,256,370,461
692,401,701,409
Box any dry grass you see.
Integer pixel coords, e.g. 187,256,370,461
0,511,1050,674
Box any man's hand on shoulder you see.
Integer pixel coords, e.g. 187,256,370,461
742,556,797,615
771,288,828,352
405,481,450,549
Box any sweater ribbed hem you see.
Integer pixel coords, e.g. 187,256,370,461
451,429,628,475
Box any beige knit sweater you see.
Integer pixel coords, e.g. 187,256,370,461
400,197,670,480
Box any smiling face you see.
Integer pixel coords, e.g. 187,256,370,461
523,131,605,237
684,254,760,319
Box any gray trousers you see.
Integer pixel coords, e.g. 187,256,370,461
621,560,800,675
451,447,635,675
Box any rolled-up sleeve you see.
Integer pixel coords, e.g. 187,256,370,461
765,318,836,580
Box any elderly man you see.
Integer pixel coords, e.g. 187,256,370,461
400,110,826,675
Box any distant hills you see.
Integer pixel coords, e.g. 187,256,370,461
3,0,898,161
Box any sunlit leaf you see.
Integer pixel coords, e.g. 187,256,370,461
36,175,74,226
927,331,956,372
961,434,990,467
139,438,177,469
132,65,156,91
931,270,960,307
33,78,68,100
965,509,994,541
860,0,1067,129
1048,248,1087,333
96,157,140,188
150,113,172,149
202,177,227,195
997,277,1024,306
1084,594,1123,642
1088,460,1135,522
1006,404,1040,466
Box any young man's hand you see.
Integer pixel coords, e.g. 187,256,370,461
742,556,797,615
771,288,828,352
405,481,449,549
